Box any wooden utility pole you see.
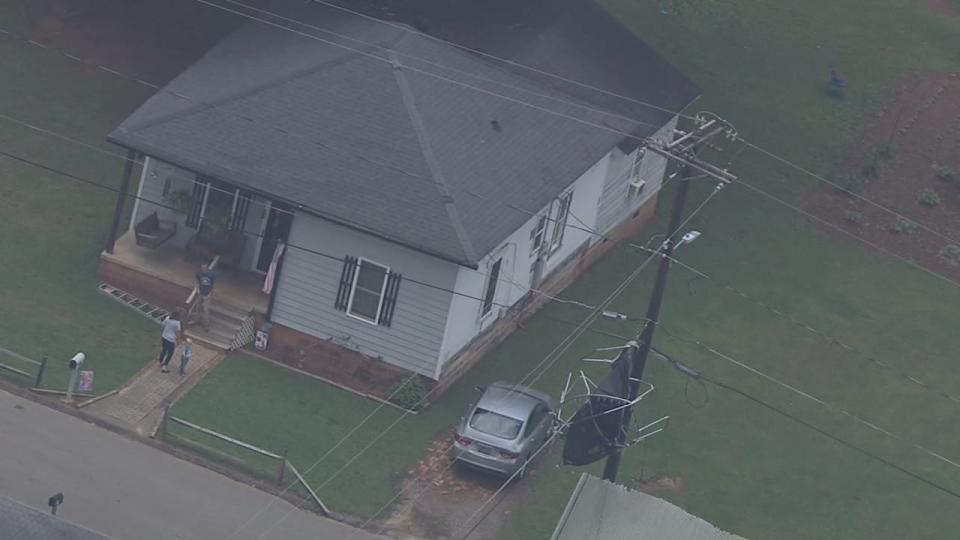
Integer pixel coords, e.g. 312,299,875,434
601,162,695,482
600,113,737,482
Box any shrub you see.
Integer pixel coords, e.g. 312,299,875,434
389,376,428,411
843,210,864,224
875,141,896,160
860,157,881,179
888,216,920,235
933,164,956,182
836,173,864,195
938,244,960,267
918,188,941,207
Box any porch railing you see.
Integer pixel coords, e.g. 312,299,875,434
184,255,219,327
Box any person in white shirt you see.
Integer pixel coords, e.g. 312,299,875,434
158,312,181,373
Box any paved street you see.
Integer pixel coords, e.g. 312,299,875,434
0,390,391,540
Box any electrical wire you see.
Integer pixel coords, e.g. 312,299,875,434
652,323,960,471
0,144,626,322
339,187,727,540
734,178,960,291
699,374,960,500
220,0,684,129
627,245,960,405
0,30,638,243
184,0,669,146
739,138,960,248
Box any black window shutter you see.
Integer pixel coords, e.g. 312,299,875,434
335,256,358,311
230,189,253,231
378,272,402,327
186,180,209,229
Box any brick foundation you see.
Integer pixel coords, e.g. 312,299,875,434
235,196,658,404
430,195,659,398
264,323,419,399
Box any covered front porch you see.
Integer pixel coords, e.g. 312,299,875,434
100,230,269,315
99,155,294,318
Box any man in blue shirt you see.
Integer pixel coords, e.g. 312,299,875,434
196,263,216,331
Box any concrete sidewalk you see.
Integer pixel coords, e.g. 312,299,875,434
0,390,392,540
84,343,222,435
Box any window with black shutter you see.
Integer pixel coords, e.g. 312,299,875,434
335,256,401,327
334,256,358,311
481,258,502,317
378,271,402,327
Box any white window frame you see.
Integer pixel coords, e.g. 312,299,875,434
549,190,573,256
346,257,391,326
480,257,502,320
529,213,547,257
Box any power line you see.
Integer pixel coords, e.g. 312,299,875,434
653,322,960,471
12,6,960,276
0,139,696,538
700,374,960,500
734,178,960,291
218,0,683,130
0,27,643,242
628,245,960,406
0,146,626,330
342,184,727,539
456,317,960,538
739,138,960,248
184,0,667,146
305,0,694,121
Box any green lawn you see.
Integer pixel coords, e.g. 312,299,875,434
3,0,952,537
172,1,960,538
0,6,175,392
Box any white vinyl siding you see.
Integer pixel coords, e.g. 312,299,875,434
271,215,458,378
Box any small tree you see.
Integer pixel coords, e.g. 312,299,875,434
938,244,960,267
888,217,919,235
875,141,896,160
933,164,956,183
918,188,942,207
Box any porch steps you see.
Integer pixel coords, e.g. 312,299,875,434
97,282,255,353
185,301,254,352
97,283,169,324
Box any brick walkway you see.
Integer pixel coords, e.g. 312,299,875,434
85,344,223,435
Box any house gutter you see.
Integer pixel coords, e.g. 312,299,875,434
105,139,481,270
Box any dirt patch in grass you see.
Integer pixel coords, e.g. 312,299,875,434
32,0,238,83
804,72,960,275
378,429,550,540
633,475,685,493
923,0,958,18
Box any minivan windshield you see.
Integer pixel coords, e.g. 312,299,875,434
469,408,523,439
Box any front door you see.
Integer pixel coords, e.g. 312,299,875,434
256,203,293,273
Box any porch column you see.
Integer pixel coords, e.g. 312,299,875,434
104,149,137,254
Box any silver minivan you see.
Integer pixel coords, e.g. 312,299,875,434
450,382,559,478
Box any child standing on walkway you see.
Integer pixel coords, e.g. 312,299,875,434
179,338,193,377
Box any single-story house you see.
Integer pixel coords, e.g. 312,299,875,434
98,0,697,389
552,474,745,540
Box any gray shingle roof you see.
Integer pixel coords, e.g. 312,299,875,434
552,474,746,540
1,496,113,540
109,2,696,265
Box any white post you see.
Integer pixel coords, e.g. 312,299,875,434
64,352,85,404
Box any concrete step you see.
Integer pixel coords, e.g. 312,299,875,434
209,301,250,322
186,326,234,351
